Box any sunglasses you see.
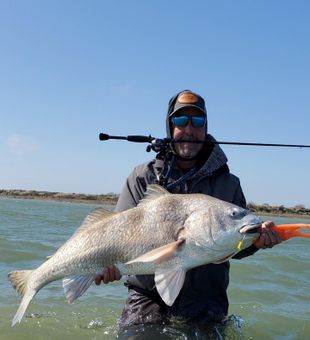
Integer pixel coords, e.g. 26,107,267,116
171,115,207,128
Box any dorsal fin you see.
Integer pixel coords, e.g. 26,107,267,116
71,208,115,237
138,184,170,206
83,208,115,224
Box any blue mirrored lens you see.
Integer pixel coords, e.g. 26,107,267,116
172,115,206,127
171,116,190,127
191,116,206,127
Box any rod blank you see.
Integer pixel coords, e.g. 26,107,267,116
99,133,310,149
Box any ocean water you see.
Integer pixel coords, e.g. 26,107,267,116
0,197,309,339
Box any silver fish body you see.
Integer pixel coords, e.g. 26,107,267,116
8,185,261,326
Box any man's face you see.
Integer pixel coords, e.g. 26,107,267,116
171,107,207,159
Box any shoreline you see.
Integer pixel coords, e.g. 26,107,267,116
256,212,310,219
0,189,118,205
1,189,310,219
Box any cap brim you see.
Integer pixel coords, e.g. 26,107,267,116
169,104,207,116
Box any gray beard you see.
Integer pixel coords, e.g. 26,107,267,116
175,142,202,159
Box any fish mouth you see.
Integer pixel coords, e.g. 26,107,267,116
239,223,262,235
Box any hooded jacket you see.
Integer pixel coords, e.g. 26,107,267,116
115,135,258,324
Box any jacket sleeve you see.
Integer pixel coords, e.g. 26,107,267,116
231,179,259,259
115,165,149,212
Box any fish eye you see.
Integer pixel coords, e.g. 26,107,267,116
230,208,245,219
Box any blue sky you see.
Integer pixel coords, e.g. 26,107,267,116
0,1,309,207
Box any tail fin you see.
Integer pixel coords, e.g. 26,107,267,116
11,291,36,327
272,224,310,241
8,270,36,327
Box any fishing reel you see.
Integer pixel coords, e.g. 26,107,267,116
146,138,172,153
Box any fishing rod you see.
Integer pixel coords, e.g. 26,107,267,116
99,133,310,153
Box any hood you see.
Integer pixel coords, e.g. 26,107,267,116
165,90,181,138
192,134,229,179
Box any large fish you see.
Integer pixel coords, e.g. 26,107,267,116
8,185,263,326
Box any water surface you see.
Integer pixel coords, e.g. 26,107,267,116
0,198,309,339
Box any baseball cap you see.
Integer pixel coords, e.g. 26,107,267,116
168,90,207,117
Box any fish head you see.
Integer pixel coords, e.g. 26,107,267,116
215,205,262,251
184,198,262,259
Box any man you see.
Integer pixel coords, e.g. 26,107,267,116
96,90,281,327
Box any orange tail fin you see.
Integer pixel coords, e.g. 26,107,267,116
272,224,310,241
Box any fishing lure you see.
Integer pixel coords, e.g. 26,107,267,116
272,224,310,241
237,224,310,251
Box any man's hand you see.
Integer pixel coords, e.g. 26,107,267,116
254,221,282,249
95,265,122,285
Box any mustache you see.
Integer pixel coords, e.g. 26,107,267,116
174,136,202,143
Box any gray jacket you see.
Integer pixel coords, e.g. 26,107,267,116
115,136,258,322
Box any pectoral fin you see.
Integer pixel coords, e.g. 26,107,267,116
125,239,185,265
155,269,186,306
63,275,95,304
